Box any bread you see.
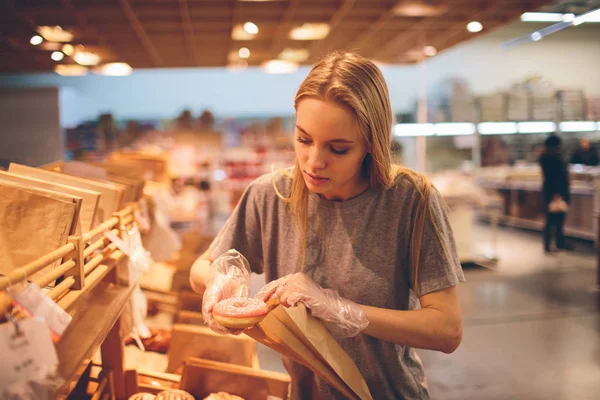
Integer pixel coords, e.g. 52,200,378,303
155,389,195,400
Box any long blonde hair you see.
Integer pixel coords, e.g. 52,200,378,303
274,52,448,295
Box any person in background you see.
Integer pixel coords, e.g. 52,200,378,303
539,135,570,253
190,52,464,400
570,137,599,166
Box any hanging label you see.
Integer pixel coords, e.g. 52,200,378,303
9,283,72,342
104,229,132,257
0,318,59,397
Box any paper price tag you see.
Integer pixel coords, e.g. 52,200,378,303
0,318,59,392
104,230,132,257
9,283,72,342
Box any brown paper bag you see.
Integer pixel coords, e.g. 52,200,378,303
0,180,82,235
167,324,256,373
9,163,124,223
0,184,76,279
0,170,100,232
245,304,373,400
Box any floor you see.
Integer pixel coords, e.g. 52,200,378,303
253,224,600,399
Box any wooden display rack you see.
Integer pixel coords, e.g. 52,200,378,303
0,205,137,399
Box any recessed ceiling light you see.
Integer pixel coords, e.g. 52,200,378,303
238,47,250,59
95,62,132,76
232,24,257,40
51,51,64,61
467,21,483,33
423,46,437,56
243,22,259,35
393,1,448,17
54,64,88,76
289,23,330,40
30,35,43,45
278,48,310,62
62,44,74,56
227,60,249,71
73,51,100,66
262,59,299,74
530,31,543,41
37,25,73,42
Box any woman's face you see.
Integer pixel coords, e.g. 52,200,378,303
294,97,369,201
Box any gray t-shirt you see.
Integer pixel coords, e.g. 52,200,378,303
209,170,465,400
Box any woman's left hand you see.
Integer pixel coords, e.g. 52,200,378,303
255,272,369,338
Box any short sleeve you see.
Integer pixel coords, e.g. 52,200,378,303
208,182,264,274
409,187,465,296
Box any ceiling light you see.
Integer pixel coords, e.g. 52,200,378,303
559,121,598,132
393,1,448,17
573,8,600,26
393,123,435,137
244,22,259,35
238,47,250,59
562,13,575,23
423,46,437,57
530,31,543,41
37,25,73,42
232,25,257,40
467,21,483,33
73,51,100,66
278,48,309,62
40,42,62,51
289,23,330,40
478,122,518,135
54,64,88,76
96,62,132,76
30,35,43,45
435,123,476,136
62,44,74,56
227,60,249,71
520,12,564,22
51,51,64,61
518,121,556,134
262,60,299,74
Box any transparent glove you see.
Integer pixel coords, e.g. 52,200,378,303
202,249,251,335
255,272,369,338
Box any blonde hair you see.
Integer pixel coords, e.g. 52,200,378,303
274,52,448,296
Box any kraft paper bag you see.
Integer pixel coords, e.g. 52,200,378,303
0,184,76,280
9,163,124,224
245,304,373,400
0,180,82,235
0,170,100,233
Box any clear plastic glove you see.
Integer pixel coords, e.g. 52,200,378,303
202,249,251,335
255,273,369,338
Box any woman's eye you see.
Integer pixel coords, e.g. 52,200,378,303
296,137,311,144
331,147,349,155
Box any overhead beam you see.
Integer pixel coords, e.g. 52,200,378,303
120,0,163,67
61,0,121,61
307,0,356,58
179,0,201,66
269,0,300,56
225,0,243,65
343,0,404,53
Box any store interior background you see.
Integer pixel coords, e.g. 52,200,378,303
1,0,600,399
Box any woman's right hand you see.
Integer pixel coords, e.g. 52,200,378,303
196,250,252,335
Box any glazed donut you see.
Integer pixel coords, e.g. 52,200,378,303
128,393,156,400
212,297,269,329
155,389,194,400
203,392,245,400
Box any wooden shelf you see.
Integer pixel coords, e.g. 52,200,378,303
53,281,135,397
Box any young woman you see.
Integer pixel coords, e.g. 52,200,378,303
190,52,464,400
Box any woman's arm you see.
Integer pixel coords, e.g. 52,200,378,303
189,250,213,294
361,285,462,354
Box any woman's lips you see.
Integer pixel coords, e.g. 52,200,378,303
304,171,329,186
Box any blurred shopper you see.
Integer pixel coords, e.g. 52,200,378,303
570,137,599,166
539,135,570,253
190,52,464,400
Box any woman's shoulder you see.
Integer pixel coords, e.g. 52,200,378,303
245,167,293,200
388,165,432,196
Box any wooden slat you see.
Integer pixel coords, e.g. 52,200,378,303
52,281,135,398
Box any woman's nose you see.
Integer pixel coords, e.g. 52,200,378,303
307,146,326,170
